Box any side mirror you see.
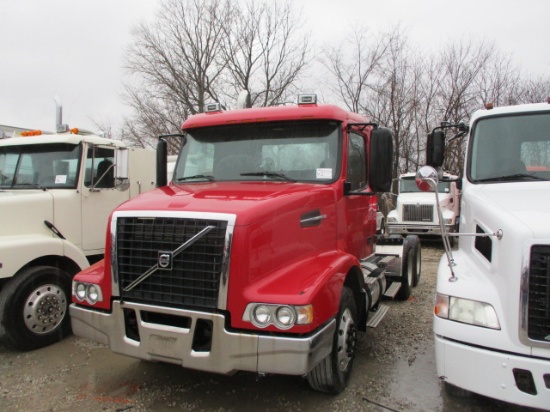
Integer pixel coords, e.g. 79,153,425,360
113,149,130,191
369,127,393,192
156,138,168,188
415,165,439,192
426,130,445,168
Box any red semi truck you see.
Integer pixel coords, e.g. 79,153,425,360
70,95,421,393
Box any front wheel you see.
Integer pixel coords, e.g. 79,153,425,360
307,287,358,394
0,266,72,351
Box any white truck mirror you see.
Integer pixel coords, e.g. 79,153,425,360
415,165,438,192
115,148,130,191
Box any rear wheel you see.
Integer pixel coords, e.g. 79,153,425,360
307,287,357,394
409,236,421,287
396,235,420,300
0,266,72,351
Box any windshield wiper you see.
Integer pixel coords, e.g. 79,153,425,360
476,173,548,183
240,171,296,182
176,174,215,182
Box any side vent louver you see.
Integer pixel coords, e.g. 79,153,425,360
475,225,492,262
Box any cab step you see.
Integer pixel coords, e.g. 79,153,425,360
383,282,401,298
367,304,389,328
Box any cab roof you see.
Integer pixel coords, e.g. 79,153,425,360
182,104,369,130
0,133,127,147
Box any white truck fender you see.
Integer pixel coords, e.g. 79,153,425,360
0,235,90,279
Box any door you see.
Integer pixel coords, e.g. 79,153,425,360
81,144,128,252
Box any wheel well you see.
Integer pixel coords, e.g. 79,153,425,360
19,255,83,278
344,266,367,331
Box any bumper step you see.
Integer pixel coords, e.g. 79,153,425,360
367,304,389,328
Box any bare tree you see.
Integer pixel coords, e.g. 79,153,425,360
221,1,310,107
121,0,232,149
119,0,310,150
516,75,550,103
362,30,422,180
319,27,394,113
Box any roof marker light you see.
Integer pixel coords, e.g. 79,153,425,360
205,102,222,113
298,94,317,105
485,102,494,110
21,130,42,136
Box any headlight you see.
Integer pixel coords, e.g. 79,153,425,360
244,303,313,330
88,285,100,303
435,293,500,329
73,282,103,305
75,283,87,300
252,305,271,328
388,217,398,223
275,306,296,329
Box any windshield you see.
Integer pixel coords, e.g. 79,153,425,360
469,112,550,183
174,120,341,183
400,177,450,193
0,143,81,189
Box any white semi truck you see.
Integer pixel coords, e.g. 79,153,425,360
0,107,156,350
416,101,550,409
387,172,460,241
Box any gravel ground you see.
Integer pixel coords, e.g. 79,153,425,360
0,242,544,411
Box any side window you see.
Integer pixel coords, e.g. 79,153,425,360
347,133,367,191
85,146,115,188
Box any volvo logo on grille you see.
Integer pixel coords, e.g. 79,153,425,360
158,251,173,270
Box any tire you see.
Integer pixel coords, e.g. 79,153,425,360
396,235,420,300
0,266,72,351
408,235,422,287
307,287,358,394
377,218,386,235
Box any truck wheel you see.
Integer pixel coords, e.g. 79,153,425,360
396,235,419,300
0,266,72,351
307,287,357,394
408,235,421,287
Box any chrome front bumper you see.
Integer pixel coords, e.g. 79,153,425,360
70,301,335,376
386,223,455,236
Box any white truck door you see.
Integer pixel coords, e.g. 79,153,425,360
80,145,128,252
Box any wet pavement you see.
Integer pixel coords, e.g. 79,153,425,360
0,243,547,411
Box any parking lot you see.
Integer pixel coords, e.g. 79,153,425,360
0,243,544,411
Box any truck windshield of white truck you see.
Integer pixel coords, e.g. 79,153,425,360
175,120,341,183
400,176,451,193
0,143,81,189
469,112,550,183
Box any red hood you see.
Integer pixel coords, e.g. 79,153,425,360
116,181,335,226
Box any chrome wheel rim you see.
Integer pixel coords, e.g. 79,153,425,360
23,284,67,334
336,308,356,372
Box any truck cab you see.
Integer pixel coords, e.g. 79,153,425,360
416,101,550,409
70,95,421,394
387,172,460,240
0,128,156,350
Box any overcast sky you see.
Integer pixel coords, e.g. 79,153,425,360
1,0,548,133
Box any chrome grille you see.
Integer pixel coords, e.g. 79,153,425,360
527,245,550,342
116,216,228,310
403,204,434,222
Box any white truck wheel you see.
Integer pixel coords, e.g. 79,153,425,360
0,266,72,351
